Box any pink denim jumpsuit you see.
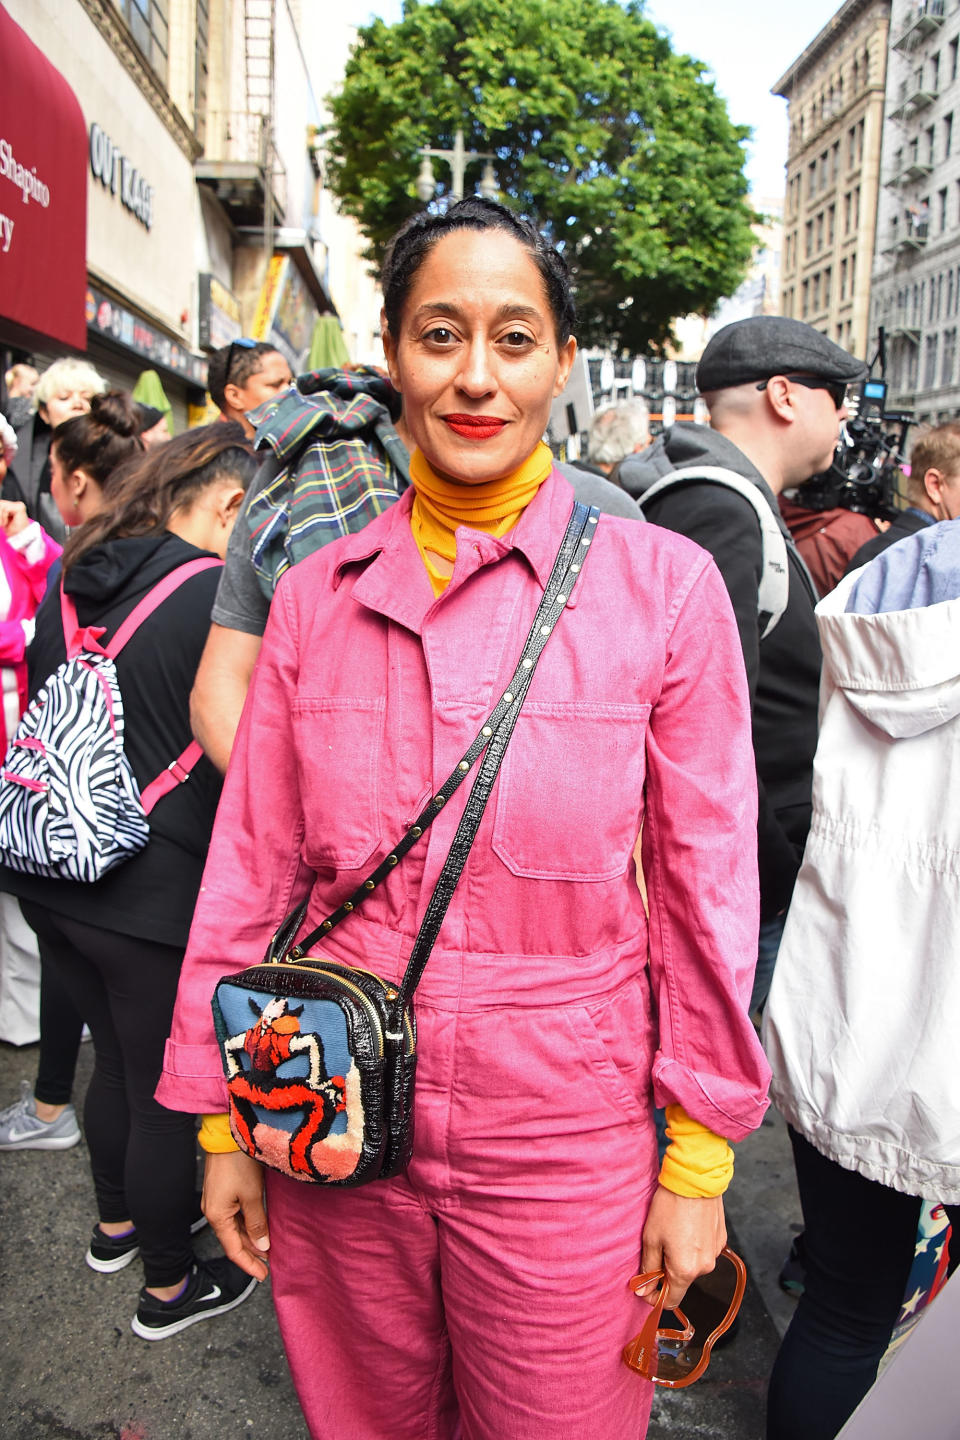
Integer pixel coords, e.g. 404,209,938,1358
159,473,770,1440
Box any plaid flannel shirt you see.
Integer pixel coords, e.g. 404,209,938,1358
245,367,410,597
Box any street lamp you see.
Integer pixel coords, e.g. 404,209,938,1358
416,128,499,206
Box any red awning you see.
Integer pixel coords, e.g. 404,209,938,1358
0,7,87,350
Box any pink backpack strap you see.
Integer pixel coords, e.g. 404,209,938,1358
60,582,107,660
104,557,223,659
140,739,205,815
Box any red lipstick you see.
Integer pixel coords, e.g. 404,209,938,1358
443,414,506,440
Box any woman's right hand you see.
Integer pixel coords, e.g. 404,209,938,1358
202,1149,271,1282
0,500,28,536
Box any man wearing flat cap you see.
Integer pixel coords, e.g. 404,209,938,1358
620,316,866,1009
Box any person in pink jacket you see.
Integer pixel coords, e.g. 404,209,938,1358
158,198,770,1439
0,414,62,1046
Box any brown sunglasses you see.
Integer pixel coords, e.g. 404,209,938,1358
622,1246,747,1387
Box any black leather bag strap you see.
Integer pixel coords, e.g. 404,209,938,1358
272,500,599,968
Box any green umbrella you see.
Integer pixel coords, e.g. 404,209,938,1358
307,314,350,371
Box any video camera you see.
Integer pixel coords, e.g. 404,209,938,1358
796,332,912,520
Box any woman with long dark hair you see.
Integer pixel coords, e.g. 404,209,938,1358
0,399,261,1340
160,201,770,1434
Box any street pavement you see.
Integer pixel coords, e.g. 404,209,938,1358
0,1037,802,1440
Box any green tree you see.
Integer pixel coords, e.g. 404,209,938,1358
326,0,756,354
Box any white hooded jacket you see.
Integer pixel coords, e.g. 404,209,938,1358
763,521,960,1204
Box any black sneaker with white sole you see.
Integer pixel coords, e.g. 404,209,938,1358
86,1210,209,1274
131,1257,257,1340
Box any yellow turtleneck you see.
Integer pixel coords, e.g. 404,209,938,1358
409,441,554,595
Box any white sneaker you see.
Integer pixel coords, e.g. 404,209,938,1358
0,1080,80,1150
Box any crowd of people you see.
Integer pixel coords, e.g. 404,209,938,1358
0,196,957,1440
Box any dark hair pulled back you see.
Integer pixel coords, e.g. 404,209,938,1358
63,421,257,569
51,391,143,489
381,197,576,346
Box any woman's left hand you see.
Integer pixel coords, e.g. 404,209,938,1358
636,1186,727,1310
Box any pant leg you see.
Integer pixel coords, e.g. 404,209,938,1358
34,938,86,1105
22,901,129,1215
0,893,41,1044
766,1128,925,1440
265,1171,460,1440
20,905,196,1287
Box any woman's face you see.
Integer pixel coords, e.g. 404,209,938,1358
383,229,576,485
40,386,95,429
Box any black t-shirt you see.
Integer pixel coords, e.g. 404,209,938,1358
0,532,223,948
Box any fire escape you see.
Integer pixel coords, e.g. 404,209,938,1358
194,0,287,252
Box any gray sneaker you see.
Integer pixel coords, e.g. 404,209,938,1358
0,1081,81,1151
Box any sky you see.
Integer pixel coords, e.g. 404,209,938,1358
359,0,848,199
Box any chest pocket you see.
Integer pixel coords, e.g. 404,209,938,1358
292,696,384,870
492,701,649,882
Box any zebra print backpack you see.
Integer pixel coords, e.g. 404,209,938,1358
0,557,221,883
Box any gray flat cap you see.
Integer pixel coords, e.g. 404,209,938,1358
696,316,867,393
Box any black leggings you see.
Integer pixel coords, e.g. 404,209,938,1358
20,903,197,1288
34,955,84,1106
766,1127,960,1440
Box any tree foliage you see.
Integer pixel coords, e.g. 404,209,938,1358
325,0,756,354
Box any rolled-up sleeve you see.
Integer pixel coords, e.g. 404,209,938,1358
156,576,312,1114
642,555,771,1140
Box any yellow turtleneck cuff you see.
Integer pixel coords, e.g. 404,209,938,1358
409,441,554,595
658,1104,735,1198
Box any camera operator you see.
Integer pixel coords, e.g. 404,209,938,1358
845,421,960,574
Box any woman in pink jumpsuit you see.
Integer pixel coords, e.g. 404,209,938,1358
158,199,770,1439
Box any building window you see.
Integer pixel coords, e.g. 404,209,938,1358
828,204,836,246
816,212,824,251
853,186,861,230
945,113,953,159
948,269,955,318
940,188,949,233
850,253,856,297
942,330,956,386
195,0,209,138
841,258,848,300
847,125,856,168
950,37,959,84
832,141,841,184
824,267,832,310
857,121,865,164
820,151,829,190
929,277,937,324
115,0,169,84
924,334,938,390
844,191,852,234
805,220,814,257
926,126,936,165
802,280,809,318
813,273,821,311
931,51,940,93
808,161,817,199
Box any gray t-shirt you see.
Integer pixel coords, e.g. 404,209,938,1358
211,459,645,638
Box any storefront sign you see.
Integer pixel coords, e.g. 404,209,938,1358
198,273,242,351
252,255,319,370
0,9,87,349
86,285,207,386
89,123,153,229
